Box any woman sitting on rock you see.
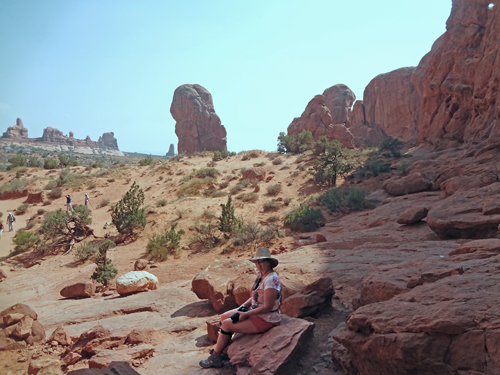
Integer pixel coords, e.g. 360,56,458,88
200,247,282,368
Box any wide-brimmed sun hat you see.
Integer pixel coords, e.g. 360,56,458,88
249,247,279,268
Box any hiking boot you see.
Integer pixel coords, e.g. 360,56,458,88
199,352,223,368
210,348,229,361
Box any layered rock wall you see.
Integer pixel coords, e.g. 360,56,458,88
414,0,500,150
171,84,227,154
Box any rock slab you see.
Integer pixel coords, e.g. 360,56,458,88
116,271,159,295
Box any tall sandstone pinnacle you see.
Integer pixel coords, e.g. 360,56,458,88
2,118,28,139
170,84,227,154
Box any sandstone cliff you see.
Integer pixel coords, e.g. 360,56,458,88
171,84,227,154
2,118,28,140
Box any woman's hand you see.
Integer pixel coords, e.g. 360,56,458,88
238,311,249,321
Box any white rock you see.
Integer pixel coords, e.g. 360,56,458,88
116,271,159,295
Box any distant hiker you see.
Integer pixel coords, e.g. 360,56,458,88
66,195,73,212
0,221,4,238
6,212,15,232
84,192,89,206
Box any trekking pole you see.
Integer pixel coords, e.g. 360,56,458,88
89,200,95,210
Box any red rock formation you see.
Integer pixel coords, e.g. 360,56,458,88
414,0,500,151
97,132,118,149
348,100,388,147
363,67,421,143
323,84,356,125
170,84,227,154
37,127,120,150
2,118,28,139
287,94,355,149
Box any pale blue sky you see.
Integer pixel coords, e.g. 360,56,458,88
0,0,451,155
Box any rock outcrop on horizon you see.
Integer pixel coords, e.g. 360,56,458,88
0,119,122,155
287,92,355,149
2,118,28,140
413,0,500,151
166,143,175,157
170,84,227,154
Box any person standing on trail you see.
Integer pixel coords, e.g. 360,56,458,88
66,195,73,212
6,212,15,232
84,192,89,206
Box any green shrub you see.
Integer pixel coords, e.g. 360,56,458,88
8,155,28,169
277,130,313,154
178,178,214,197
91,240,117,287
266,184,282,196
58,154,78,167
218,180,229,189
212,150,235,161
317,186,373,214
189,221,219,250
284,197,292,206
218,195,241,234
236,192,259,202
16,203,29,215
284,204,325,232
156,199,168,207
24,221,36,230
263,199,281,212
74,242,99,261
98,199,110,208
248,150,260,158
0,178,28,195
378,137,404,158
202,209,217,220
253,162,266,167
232,221,262,246
298,164,307,171
48,187,63,199
139,156,155,166
241,154,250,161
194,168,219,179
44,157,59,169
272,158,283,165
28,156,43,168
359,159,391,177
147,223,185,260
229,183,245,195
12,230,39,255
312,140,353,186
111,181,146,235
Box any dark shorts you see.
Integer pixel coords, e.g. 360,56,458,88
249,315,280,333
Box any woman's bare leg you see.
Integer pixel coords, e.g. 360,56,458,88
214,318,260,353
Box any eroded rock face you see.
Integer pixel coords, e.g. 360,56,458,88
166,143,175,157
192,259,257,313
287,94,355,149
281,277,333,318
349,100,389,147
2,118,28,139
414,0,500,151
323,84,356,125
171,84,227,154
364,67,421,144
97,132,118,149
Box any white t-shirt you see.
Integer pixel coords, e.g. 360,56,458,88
250,271,281,323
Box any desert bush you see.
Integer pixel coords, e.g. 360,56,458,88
266,184,282,196
259,223,283,243
37,209,46,215
107,178,115,183
43,200,52,206
175,208,187,219
44,157,59,170
218,195,241,234
58,154,78,167
229,184,245,195
23,221,36,230
156,199,168,207
189,221,219,250
236,192,259,202
194,168,219,179
202,209,217,220
232,221,262,246
253,162,266,167
203,189,227,198
298,164,307,171
0,178,28,195
139,156,155,166
28,156,43,168
241,154,250,161
277,130,313,154
263,199,281,212
212,150,235,161
147,223,185,260
284,203,325,232
398,161,412,176
248,150,260,158
98,199,110,208
74,242,99,261
272,157,283,165
111,181,146,235
8,155,28,169
48,187,63,199
283,197,292,206
312,140,353,186
218,180,229,189
292,170,300,177
177,178,214,197
207,161,216,167
87,181,97,189
91,240,117,287
378,137,404,158
360,159,391,177
267,215,279,223
16,203,29,215
317,186,373,214
12,230,39,255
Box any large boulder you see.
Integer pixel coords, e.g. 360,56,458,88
363,67,421,143
427,182,500,239
287,94,355,149
170,84,227,154
413,0,500,152
281,277,334,318
2,118,28,139
227,316,314,375
192,259,257,313
115,271,159,295
0,303,37,324
241,167,266,181
60,282,96,299
383,173,431,196
396,206,429,225
49,325,72,346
